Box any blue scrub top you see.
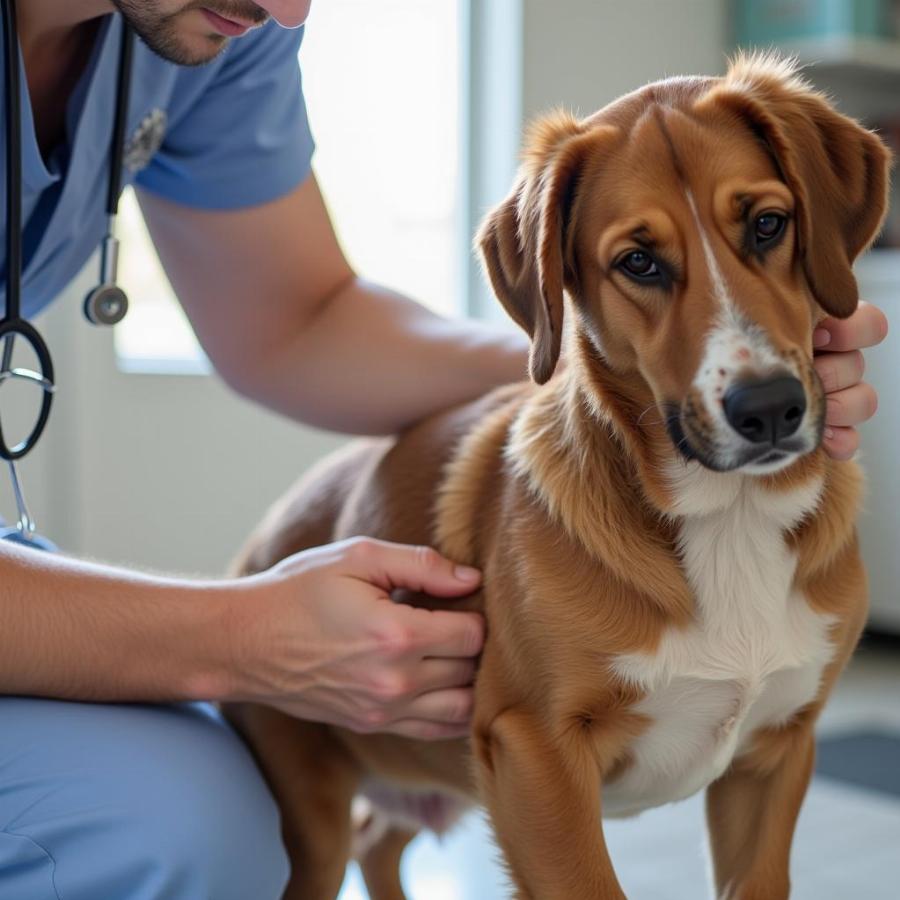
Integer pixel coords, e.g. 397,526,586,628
0,14,315,320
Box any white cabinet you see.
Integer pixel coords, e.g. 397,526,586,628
795,50,900,632
855,252,900,632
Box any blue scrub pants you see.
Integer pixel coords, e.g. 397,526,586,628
0,698,290,899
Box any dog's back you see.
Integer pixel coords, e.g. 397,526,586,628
232,383,526,586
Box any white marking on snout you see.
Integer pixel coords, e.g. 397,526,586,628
700,310,783,391
684,188,780,376
683,189,804,466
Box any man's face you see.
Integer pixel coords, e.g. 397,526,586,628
111,1,312,66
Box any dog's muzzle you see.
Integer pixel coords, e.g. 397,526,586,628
666,373,813,472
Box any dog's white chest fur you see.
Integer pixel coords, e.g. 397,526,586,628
603,466,834,818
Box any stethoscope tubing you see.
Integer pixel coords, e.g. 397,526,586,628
0,320,53,460
2,0,22,322
0,0,131,549
0,0,132,462
0,0,54,461
107,21,134,216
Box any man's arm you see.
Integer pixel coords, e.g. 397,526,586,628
0,541,234,703
138,175,529,435
0,537,484,740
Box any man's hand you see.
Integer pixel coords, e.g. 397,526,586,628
226,538,485,740
814,301,888,460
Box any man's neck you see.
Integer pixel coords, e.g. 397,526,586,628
14,0,113,160
18,0,114,54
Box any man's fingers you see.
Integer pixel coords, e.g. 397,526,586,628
400,606,485,658
341,537,482,597
383,719,471,741
822,425,860,461
815,301,888,353
363,687,475,740
401,686,474,728
814,350,865,395
825,383,879,429
411,658,477,695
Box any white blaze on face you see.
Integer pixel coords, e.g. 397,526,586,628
683,189,798,464
685,189,731,311
685,187,783,375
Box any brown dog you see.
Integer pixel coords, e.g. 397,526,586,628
223,54,890,900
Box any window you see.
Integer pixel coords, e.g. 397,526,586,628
301,0,461,317
114,2,462,371
114,187,210,374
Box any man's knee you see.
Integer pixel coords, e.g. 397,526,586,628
110,741,290,899
0,699,289,900
107,785,290,900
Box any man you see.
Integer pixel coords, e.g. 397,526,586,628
0,2,887,897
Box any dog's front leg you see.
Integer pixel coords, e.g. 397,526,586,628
705,722,816,900
474,707,625,900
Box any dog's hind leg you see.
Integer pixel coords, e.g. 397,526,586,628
223,703,359,900
358,825,418,900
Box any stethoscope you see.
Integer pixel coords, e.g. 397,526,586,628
0,0,134,550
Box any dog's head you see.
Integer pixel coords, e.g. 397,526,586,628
479,55,891,474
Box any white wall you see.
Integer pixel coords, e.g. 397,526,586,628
853,256,900,631
465,0,730,320
521,0,729,116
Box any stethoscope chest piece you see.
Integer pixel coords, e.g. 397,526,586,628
84,283,128,326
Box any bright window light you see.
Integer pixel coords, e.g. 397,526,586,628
114,2,462,372
114,186,210,374
301,0,461,317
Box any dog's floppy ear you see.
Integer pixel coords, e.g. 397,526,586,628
477,112,609,383
703,54,891,319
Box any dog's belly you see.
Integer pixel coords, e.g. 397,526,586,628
351,780,471,857
602,648,829,817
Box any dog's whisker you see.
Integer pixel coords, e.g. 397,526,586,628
635,404,673,429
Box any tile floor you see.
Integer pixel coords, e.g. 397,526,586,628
337,635,900,899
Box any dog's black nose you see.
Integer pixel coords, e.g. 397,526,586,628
723,376,807,444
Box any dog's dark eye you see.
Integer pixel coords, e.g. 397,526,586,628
754,212,786,245
618,250,660,280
